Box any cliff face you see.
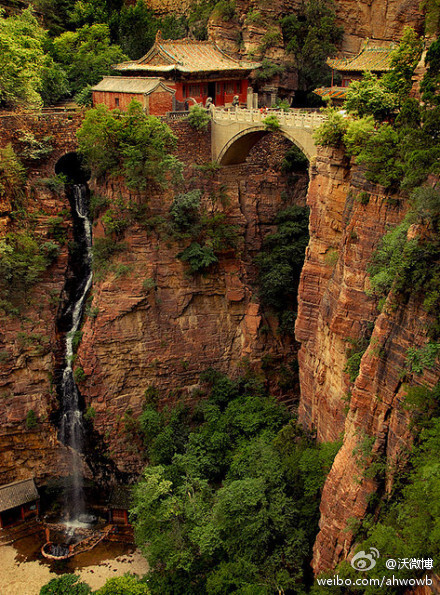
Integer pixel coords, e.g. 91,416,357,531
77,124,307,474
207,0,423,60
296,147,440,572
0,114,83,485
0,117,307,482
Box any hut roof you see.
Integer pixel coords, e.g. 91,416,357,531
0,478,39,513
91,77,175,95
114,30,260,75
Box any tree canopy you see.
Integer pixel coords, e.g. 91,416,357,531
0,8,46,107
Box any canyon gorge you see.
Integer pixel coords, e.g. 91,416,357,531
1,0,440,590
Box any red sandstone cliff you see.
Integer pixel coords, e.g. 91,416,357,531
296,147,440,573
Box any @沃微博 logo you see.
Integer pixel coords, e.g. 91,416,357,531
350,548,380,571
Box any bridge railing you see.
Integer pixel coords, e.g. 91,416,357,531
212,107,326,129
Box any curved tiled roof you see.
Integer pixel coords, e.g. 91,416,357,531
114,30,260,74
327,45,394,73
313,87,348,100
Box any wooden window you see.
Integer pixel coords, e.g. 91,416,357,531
226,81,235,94
115,97,120,106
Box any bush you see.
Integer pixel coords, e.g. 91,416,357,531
0,144,25,207
255,206,309,333
263,114,280,132
131,372,341,593
187,104,211,130
343,116,375,156
0,231,58,314
281,145,309,173
26,409,38,429
178,242,218,274
78,101,178,190
170,190,201,231
344,72,397,121
356,124,403,190
313,108,348,147
40,574,91,595
94,575,150,595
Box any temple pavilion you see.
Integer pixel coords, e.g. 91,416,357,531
97,30,260,113
314,41,394,105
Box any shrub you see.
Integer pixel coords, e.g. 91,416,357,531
187,104,211,130
343,116,375,156
263,114,280,132
313,108,348,147
253,59,285,82
78,101,178,190
169,190,201,231
40,574,92,595
178,242,218,274
344,72,397,121
74,367,86,383
212,0,235,21
131,372,340,593
0,231,58,314
281,145,309,173
92,237,125,273
356,124,403,190
18,131,53,161
255,206,309,332
25,409,38,429
0,144,26,207
94,576,150,595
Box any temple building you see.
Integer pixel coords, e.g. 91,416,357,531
314,41,394,105
98,30,260,113
91,77,175,114
0,478,39,528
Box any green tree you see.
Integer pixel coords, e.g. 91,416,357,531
39,56,69,105
51,23,127,95
281,0,343,98
382,27,423,103
131,373,340,593
0,8,46,107
77,101,178,190
313,107,348,147
255,205,309,333
421,39,440,106
40,574,91,595
344,73,397,121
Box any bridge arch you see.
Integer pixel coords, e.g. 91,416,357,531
217,126,311,166
211,108,324,166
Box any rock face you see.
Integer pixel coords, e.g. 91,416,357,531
207,0,423,62
76,124,307,474
295,147,440,572
0,113,83,485
0,116,308,482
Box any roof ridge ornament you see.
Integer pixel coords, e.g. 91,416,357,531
155,30,163,43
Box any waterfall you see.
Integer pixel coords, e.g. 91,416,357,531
59,184,92,523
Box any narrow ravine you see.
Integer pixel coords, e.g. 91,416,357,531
57,183,93,524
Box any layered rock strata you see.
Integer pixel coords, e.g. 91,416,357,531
296,147,440,572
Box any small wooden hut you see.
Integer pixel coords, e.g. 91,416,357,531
0,478,39,528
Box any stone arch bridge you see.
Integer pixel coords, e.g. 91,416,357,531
210,108,326,165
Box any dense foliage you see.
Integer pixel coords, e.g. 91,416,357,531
255,205,309,334
281,0,343,101
0,8,46,107
40,573,150,594
131,371,340,594
77,101,179,189
0,231,59,315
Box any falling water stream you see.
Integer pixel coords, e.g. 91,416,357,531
59,184,93,525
